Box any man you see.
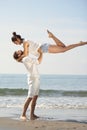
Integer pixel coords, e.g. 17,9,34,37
13,49,42,120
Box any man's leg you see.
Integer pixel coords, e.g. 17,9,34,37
20,97,32,120
30,95,38,120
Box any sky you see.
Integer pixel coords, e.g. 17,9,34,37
0,0,87,75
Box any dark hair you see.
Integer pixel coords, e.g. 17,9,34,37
11,32,24,42
13,51,19,60
13,50,23,60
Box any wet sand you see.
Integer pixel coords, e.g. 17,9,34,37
0,117,87,130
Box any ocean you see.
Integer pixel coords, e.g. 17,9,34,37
0,74,87,122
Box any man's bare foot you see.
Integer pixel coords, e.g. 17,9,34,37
20,116,27,121
30,116,37,120
47,29,54,38
30,114,39,120
34,114,39,118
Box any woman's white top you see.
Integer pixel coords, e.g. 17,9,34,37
24,40,41,59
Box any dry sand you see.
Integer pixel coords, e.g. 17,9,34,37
0,117,87,130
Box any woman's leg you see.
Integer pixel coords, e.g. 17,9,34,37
47,30,87,53
20,97,32,120
47,30,66,47
30,95,38,120
48,42,87,53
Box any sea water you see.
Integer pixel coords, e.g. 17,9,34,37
0,74,87,122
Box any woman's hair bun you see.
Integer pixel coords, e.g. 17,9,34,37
13,32,16,36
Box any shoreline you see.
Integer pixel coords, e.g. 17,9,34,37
0,107,87,122
0,117,87,130
0,107,87,124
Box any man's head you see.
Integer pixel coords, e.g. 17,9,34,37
13,50,23,61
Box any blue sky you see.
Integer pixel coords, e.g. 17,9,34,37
0,0,87,74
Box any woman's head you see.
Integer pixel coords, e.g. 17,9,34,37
13,50,23,61
11,32,24,45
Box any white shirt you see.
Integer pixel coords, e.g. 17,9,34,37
23,40,41,59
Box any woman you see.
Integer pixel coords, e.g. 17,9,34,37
11,30,87,58
13,49,42,120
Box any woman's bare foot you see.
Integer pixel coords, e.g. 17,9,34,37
79,41,87,46
47,29,54,38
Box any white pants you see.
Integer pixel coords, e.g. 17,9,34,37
27,76,40,98
22,56,40,98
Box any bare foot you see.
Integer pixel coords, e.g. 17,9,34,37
47,29,54,38
30,116,37,120
79,41,87,46
34,114,39,118
30,114,39,120
20,116,27,121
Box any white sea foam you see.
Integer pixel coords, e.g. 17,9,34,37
0,96,87,109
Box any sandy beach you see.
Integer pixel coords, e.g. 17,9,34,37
0,117,87,130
